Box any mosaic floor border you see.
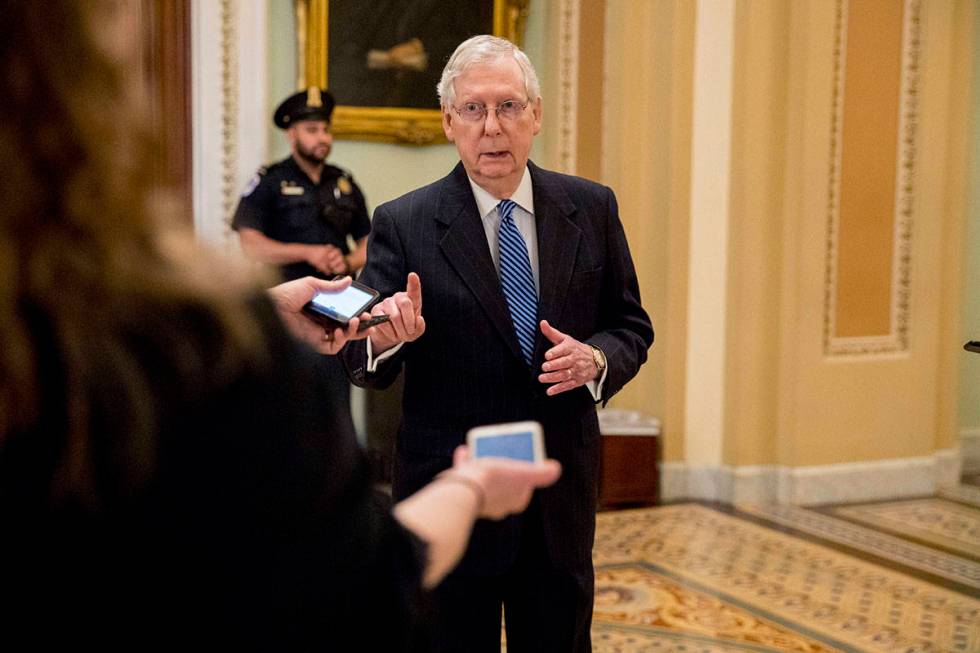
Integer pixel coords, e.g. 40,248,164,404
825,499,980,560
940,485,980,509
735,503,980,591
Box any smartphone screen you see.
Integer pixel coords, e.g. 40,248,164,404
306,284,377,324
472,432,537,462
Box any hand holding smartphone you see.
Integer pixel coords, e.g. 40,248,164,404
302,280,389,331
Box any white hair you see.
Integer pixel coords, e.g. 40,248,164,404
437,35,541,110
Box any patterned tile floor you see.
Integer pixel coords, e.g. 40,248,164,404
590,495,980,652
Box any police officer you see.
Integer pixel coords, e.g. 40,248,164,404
232,87,371,439
232,87,370,281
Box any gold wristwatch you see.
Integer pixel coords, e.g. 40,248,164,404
589,344,607,377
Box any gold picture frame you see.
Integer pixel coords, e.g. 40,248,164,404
296,0,530,145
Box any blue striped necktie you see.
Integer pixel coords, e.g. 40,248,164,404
497,199,538,365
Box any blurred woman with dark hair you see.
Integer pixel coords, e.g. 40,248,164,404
0,2,559,649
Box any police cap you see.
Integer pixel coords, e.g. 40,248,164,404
273,87,335,129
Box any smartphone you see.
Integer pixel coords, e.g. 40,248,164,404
356,313,390,331
466,421,545,463
302,280,381,329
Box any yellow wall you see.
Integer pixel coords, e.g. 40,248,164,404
600,0,972,468
602,0,694,463
834,0,903,339
724,0,790,467
937,0,975,452
790,0,967,465
960,3,980,441
575,0,605,183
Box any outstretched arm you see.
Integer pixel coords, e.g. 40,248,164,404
393,446,561,588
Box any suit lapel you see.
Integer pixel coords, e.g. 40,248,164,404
529,162,580,365
437,164,524,361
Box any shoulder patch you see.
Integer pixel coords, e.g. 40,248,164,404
241,172,262,197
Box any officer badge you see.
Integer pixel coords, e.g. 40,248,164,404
307,86,322,108
281,181,305,196
336,177,353,195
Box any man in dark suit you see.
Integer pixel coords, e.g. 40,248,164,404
342,35,653,653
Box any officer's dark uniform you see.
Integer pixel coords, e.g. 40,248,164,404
232,88,370,438
232,159,370,281
231,89,370,282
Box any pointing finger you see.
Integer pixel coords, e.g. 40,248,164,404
406,272,422,314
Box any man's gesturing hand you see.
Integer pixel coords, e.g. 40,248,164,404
537,320,599,396
370,272,425,355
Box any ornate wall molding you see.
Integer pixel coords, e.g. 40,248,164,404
823,0,921,356
556,0,579,174
219,0,239,236
192,0,268,248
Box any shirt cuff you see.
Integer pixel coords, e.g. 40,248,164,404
586,364,608,402
366,337,404,373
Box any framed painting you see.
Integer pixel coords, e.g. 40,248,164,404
296,0,530,145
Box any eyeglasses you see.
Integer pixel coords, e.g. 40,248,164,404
453,99,529,123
